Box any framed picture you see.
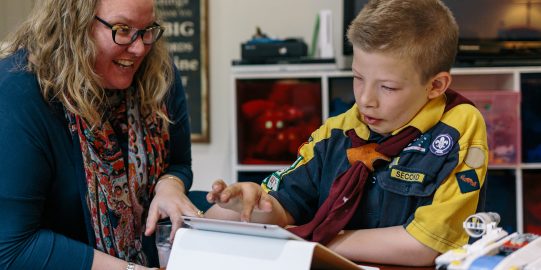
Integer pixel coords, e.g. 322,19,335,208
156,0,210,142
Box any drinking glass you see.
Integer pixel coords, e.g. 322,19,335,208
155,222,173,267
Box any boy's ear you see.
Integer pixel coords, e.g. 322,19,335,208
427,71,452,99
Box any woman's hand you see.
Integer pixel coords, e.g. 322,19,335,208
144,176,200,241
206,179,273,222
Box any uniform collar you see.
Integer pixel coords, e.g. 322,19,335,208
391,94,446,135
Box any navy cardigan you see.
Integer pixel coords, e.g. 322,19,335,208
0,51,193,269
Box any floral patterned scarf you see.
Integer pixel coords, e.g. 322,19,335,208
65,88,169,264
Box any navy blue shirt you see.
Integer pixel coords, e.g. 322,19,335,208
265,98,488,253
0,51,193,269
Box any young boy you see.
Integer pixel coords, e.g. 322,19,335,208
206,0,488,266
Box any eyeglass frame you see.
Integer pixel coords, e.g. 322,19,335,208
94,16,165,45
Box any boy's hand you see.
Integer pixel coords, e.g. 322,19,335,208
207,179,272,222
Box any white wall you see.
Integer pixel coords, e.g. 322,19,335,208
0,0,341,191
194,0,340,190
0,0,34,40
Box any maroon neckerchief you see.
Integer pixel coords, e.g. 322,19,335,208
288,89,472,245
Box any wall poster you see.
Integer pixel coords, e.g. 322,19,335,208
156,0,210,142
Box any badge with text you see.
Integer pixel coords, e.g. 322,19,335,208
455,169,480,193
390,168,425,183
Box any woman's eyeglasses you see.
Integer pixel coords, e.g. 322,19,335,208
95,16,165,45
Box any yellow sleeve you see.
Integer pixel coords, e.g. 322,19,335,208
406,103,489,253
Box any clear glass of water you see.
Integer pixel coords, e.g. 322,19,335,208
155,222,173,267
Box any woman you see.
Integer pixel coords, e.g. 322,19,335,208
0,0,199,269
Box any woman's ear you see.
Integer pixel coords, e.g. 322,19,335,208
427,71,452,99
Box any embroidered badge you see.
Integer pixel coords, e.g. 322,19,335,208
404,134,431,154
262,156,303,192
456,169,480,193
262,172,282,192
430,134,453,156
464,147,486,169
390,168,425,183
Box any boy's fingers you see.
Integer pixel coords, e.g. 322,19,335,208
207,179,228,203
258,194,273,212
212,179,227,192
206,191,217,203
219,183,244,203
207,189,224,203
240,195,257,222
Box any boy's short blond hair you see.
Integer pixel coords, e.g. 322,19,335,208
347,0,458,83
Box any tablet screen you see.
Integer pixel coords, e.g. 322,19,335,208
181,216,304,241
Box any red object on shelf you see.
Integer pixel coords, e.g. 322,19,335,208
523,172,541,235
237,79,322,165
459,90,521,166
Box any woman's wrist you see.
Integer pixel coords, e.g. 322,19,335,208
155,175,185,193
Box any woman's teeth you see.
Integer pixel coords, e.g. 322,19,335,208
114,59,134,67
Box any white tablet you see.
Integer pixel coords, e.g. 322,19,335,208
181,216,304,241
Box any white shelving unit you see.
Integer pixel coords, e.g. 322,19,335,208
231,64,541,234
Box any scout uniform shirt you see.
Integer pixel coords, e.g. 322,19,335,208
262,91,488,253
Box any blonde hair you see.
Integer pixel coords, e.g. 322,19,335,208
347,0,458,83
1,0,173,125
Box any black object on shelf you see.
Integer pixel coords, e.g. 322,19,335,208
240,27,311,63
521,73,541,163
241,38,308,62
484,170,517,233
523,170,541,235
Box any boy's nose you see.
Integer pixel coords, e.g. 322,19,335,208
359,86,378,108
